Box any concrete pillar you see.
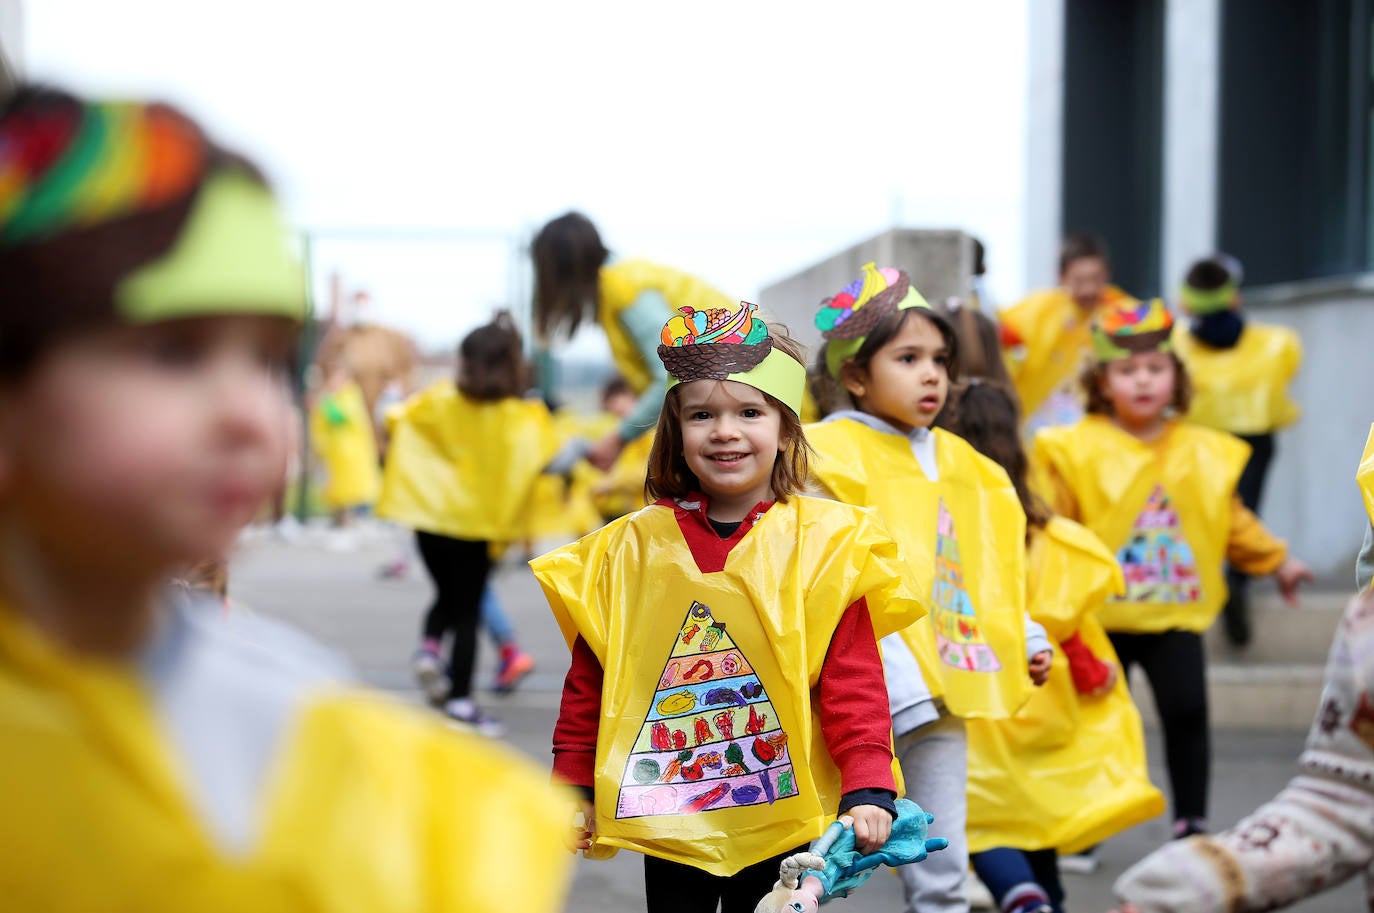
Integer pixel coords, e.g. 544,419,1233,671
1023,0,1066,292
1160,0,1221,295
757,229,973,352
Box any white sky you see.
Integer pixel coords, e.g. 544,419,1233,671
19,0,1030,353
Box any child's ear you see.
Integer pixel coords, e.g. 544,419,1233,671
839,362,867,400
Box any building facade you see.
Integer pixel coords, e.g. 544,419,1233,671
1027,0,1374,578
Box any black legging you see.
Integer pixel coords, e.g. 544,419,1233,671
643,847,806,913
1225,433,1276,593
415,531,492,701
1109,629,1209,821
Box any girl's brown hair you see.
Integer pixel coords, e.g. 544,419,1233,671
1080,352,1193,416
645,331,813,504
457,311,528,401
531,211,609,341
952,381,1051,532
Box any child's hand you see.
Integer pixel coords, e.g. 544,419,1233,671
1091,661,1119,696
844,804,892,854
1275,557,1314,607
1028,650,1053,686
567,798,595,853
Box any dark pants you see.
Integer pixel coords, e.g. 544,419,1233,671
643,847,805,913
1223,432,1276,645
972,847,1063,913
415,531,491,701
1109,630,1209,822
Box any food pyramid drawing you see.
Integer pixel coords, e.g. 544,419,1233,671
1112,484,1201,603
932,499,1003,672
615,600,798,820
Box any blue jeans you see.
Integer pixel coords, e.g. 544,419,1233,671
480,585,516,647
971,847,1063,913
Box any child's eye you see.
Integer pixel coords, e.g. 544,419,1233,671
141,332,208,369
934,354,948,366
898,353,917,364
690,411,712,421
740,408,762,419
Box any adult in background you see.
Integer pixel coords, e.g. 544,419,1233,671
531,211,734,469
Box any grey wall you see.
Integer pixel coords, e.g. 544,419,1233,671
0,0,22,92
757,229,973,354
1240,287,1374,582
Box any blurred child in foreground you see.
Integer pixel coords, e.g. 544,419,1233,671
0,85,571,912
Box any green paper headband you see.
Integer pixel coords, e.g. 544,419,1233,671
666,344,807,417
823,284,930,379
1178,280,1237,316
115,169,308,324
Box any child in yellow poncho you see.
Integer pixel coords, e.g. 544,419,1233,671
534,303,927,911
1031,298,1312,840
953,381,1163,913
0,85,572,913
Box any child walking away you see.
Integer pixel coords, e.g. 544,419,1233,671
1171,255,1303,648
0,85,572,912
377,312,577,734
806,263,1050,913
533,301,926,912
1030,298,1312,841
1111,431,1374,913
953,382,1164,913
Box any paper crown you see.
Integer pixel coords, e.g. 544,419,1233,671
1179,280,1238,316
815,262,930,378
657,300,805,416
1091,298,1175,361
0,94,307,325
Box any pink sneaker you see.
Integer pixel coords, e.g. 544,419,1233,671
493,647,534,693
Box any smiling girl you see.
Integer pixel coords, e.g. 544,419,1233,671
807,264,1049,913
533,300,928,912
1030,298,1312,841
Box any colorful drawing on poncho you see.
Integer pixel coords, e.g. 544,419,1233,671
932,499,1003,672
616,600,797,819
1111,484,1201,603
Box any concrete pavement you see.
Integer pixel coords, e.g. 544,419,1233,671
230,524,1362,913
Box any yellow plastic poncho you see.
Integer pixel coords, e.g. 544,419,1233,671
591,428,656,520
1031,416,1280,633
522,410,611,541
999,286,1129,428
0,606,573,913
1360,425,1374,529
598,260,734,394
1172,322,1302,434
376,382,559,542
808,420,1030,719
966,518,1164,854
309,381,381,511
531,497,923,876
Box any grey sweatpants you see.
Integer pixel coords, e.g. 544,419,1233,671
894,713,969,913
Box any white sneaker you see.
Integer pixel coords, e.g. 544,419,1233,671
1057,849,1099,874
965,869,995,909
442,698,505,737
411,650,451,705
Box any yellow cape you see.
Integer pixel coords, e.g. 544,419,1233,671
1172,323,1302,434
1359,425,1374,529
598,260,734,394
376,383,559,542
309,381,381,511
1031,417,1251,633
531,497,922,875
522,410,613,541
966,518,1164,853
808,420,1029,719
0,606,574,913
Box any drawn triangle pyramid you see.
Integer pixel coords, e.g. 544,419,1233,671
615,599,798,819
1111,483,1201,603
932,497,1003,672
